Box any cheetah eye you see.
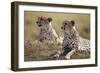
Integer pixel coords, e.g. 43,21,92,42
64,23,67,25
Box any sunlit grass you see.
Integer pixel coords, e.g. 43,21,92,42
24,40,90,61
24,11,90,61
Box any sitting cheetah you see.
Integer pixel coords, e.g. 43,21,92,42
36,16,63,44
54,20,90,59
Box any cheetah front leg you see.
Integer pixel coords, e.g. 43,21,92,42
65,48,76,59
54,49,64,59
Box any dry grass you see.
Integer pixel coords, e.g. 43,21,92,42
24,40,90,61
24,41,62,61
24,11,90,41
24,11,90,61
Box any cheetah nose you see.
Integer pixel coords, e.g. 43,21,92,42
36,21,39,24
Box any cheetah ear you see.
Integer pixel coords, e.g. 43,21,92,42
48,18,52,22
71,20,75,26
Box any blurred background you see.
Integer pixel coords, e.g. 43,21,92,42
24,11,90,41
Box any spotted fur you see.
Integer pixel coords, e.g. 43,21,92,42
36,16,62,44
55,20,90,59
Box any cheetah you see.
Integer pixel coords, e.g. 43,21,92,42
36,16,63,44
61,20,79,59
54,20,90,59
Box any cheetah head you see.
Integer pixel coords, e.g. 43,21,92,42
61,20,75,33
36,16,52,27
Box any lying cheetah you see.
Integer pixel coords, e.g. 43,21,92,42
54,20,90,59
36,16,63,44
